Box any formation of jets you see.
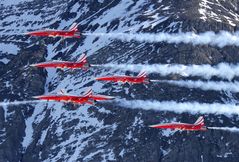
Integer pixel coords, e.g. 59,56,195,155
26,23,212,132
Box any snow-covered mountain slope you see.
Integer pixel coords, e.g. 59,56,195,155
1,0,239,162
199,0,239,26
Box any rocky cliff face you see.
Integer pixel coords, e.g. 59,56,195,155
1,0,239,162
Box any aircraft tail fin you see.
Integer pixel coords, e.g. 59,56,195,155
194,116,205,126
83,88,93,97
78,53,90,69
69,23,78,32
137,71,147,78
78,53,87,63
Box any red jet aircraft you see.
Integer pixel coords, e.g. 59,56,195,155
33,88,115,105
96,71,150,84
30,53,90,70
149,116,207,131
25,23,81,38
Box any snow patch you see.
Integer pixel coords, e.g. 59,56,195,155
22,102,46,149
0,43,19,55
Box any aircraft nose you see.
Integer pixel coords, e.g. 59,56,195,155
30,64,37,67
23,32,31,35
95,77,106,81
32,96,41,99
148,125,157,128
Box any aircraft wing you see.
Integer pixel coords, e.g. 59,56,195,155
149,122,193,129
149,123,177,128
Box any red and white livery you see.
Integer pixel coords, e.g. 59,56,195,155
149,116,207,131
30,53,90,70
33,88,115,105
25,23,81,38
96,71,150,84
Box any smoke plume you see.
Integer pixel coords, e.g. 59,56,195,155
84,31,239,47
115,99,239,115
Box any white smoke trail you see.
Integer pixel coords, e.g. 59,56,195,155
208,127,239,132
115,99,239,115
84,31,239,47
100,63,239,80
0,100,44,106
153,80,239,92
